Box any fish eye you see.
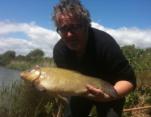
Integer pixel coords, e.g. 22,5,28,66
30,69,40,76
30,69,36,73
35,71,40,75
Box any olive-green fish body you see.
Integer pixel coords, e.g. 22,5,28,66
20,67,118,98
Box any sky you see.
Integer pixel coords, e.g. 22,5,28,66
0,0,151,57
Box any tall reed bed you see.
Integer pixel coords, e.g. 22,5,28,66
0,81,60,117
0,71,151,117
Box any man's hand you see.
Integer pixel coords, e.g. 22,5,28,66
86,80,134,102
86,84,112,102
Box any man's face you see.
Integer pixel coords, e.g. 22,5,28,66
56,14,88,52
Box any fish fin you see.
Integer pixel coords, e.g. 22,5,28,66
56,103,63,117
57,95,69,104
54,97,65,117
101,82,119,98
33,79,46,92
34,83,46,92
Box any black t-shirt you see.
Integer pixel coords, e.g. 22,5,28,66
53,27,136,86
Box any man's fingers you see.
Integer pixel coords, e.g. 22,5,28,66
86,84,103,96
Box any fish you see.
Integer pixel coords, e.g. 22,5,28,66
20,66,118,99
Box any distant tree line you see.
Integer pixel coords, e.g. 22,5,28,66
0,48,53,70
0,45,151,71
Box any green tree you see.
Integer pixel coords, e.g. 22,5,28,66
26,49,44,59
0,50,16,65
121,45,144,71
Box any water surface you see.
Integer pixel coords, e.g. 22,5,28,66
0,66,20,87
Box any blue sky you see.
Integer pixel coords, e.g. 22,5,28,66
0,0,151,29
0,0,151,56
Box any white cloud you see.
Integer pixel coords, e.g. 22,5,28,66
0,21,151,57
91,22,151,48
0,21,60,57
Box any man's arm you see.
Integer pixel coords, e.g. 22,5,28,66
86,80,134,102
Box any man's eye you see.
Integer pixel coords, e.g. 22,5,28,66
61,26,68,31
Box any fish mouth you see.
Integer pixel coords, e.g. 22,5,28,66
20,69,41,82
20,65,41,82
20,71,27,79
20,71,32,81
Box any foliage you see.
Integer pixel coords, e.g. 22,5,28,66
0,46,151,116
0,81,61,117
124,91,139,108
123,87,151,117
0,50,16,65
0,49,53,70
121,45,151,71
0,45,151,72
26,48,44,59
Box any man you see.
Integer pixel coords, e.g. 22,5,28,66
52,0,136,117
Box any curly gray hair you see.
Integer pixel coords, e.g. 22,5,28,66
52,0,91,27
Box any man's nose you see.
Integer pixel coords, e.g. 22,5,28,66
66,31,73,37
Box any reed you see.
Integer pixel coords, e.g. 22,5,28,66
0,81,59,117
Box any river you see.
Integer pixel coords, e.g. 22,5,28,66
0,66,21,87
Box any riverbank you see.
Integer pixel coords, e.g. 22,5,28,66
3,57,54,71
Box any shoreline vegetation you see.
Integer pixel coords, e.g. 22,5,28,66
0,46,151,117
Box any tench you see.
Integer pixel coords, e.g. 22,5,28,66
20,66,118,99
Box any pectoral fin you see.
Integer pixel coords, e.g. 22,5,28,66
34,83,46,92
57,95,69,104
